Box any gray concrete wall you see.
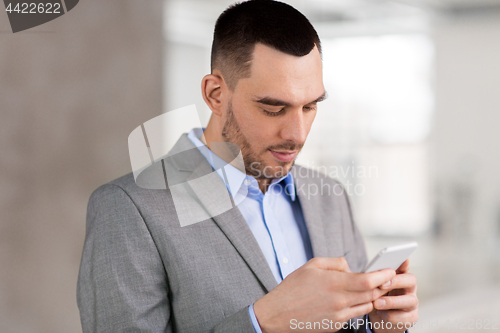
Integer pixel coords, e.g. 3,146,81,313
0,1,163,332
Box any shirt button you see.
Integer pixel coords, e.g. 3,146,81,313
282,257,289,264
244,179,251,186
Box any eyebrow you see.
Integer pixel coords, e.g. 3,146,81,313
253,91,328,107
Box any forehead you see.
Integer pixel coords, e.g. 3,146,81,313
236,43,324,105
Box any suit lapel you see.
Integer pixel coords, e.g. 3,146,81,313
169,135,278,293
292,166,345,259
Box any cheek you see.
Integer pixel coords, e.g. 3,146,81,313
231,99,291,153
241,114,277,151
306,110,317,130
232,101,269,140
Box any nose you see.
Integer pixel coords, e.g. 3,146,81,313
279,107,309,145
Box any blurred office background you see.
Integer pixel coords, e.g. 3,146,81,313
1,0,499,331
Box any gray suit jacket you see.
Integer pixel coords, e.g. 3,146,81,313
77,134,369,332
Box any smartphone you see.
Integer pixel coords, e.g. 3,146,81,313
362,242,418,273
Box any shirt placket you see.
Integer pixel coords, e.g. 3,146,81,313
262,184,295,281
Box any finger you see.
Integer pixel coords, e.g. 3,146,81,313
373,294,419,311
343,301,374,321
311,257,352,272
396,259,410,274
348,288,389,307
376,309,419,325
347,269,395,292
380,273,417,291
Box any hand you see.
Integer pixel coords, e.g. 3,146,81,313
368,259,419,333
253,257,396,333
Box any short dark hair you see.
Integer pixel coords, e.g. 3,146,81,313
211,0,322,90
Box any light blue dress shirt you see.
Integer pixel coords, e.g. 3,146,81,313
187,128,373,333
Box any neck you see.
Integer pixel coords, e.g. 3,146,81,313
257,179,272,194
202,116,221,151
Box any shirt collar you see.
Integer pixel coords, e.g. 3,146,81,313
187,128,296,201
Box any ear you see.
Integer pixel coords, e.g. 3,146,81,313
201,73,225,117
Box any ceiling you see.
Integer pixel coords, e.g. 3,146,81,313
398,0,500,9
164,0,500,46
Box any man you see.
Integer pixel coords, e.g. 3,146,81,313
77,1,418,332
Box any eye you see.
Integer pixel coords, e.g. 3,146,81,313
303,105,317,111
262,108,285,116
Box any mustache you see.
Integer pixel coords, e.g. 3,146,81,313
267,141,303,152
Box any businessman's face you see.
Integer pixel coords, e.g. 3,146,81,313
222,43,325,179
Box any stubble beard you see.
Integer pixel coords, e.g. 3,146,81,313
221,100,302,179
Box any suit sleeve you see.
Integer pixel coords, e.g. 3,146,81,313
77,184,172,332
209,307,256,333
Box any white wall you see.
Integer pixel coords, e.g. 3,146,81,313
432,12,500,245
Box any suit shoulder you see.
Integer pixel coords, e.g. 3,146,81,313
87,174,137,216
87,171,179,228
107,172,137,190
89,172,144,199
86,173,155,217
